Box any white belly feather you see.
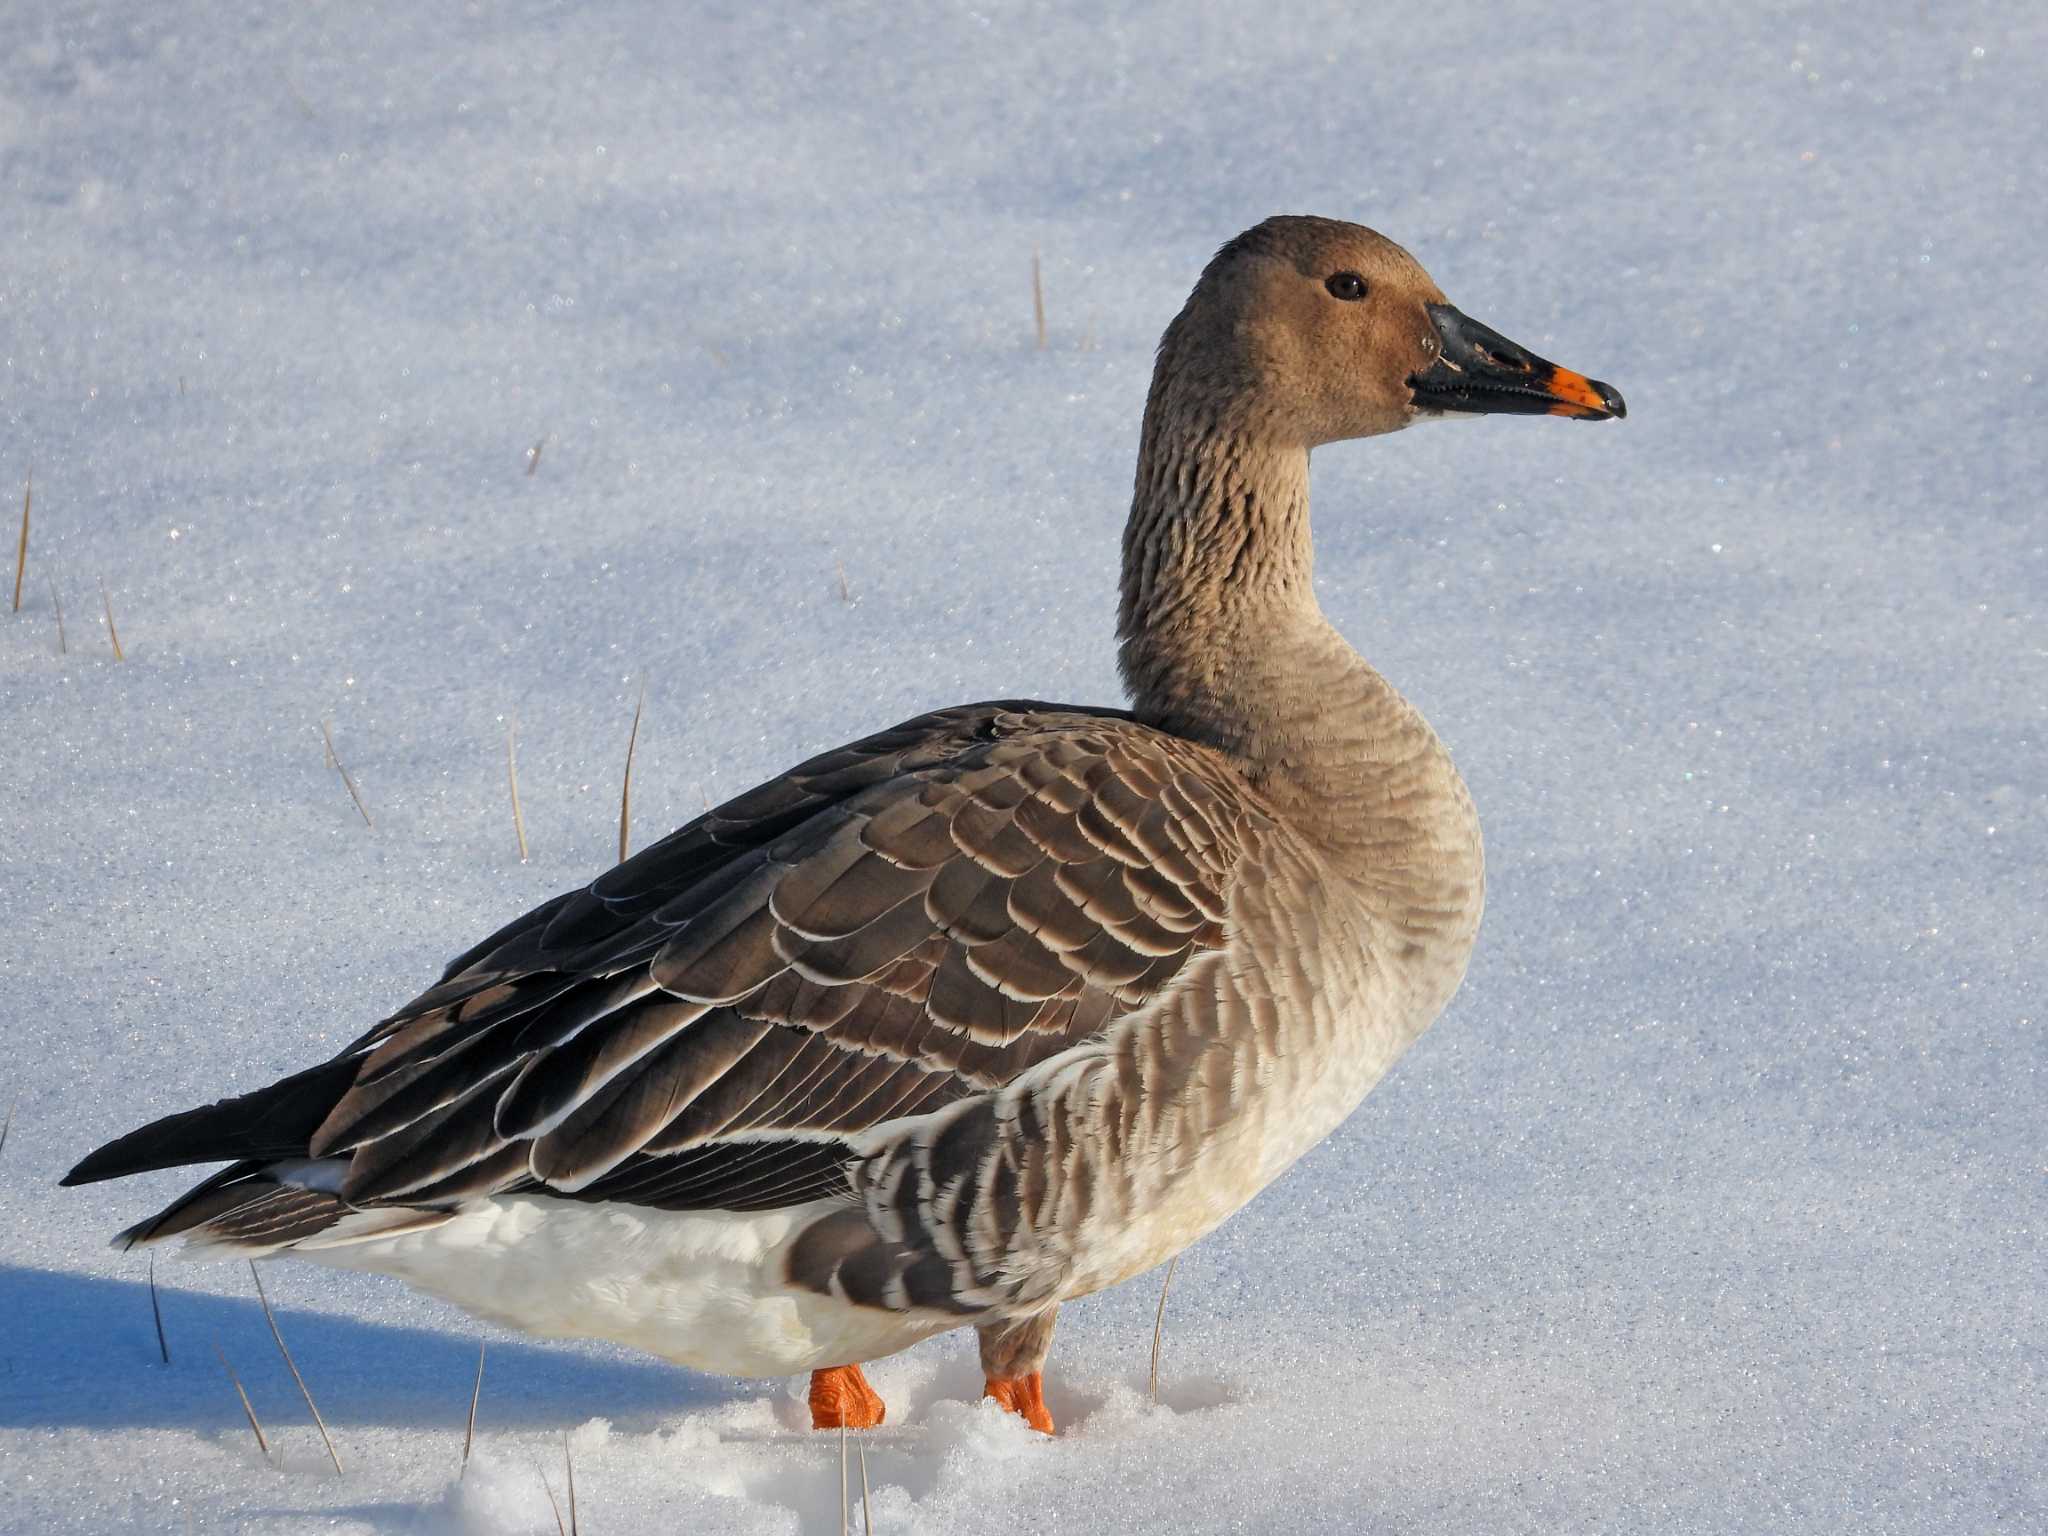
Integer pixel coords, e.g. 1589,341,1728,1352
294,1191,949,1375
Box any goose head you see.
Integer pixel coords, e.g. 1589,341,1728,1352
1161,214,1625,447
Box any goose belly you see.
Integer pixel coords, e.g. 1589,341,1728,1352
1057,892,1466,1299
296,1193,948,1374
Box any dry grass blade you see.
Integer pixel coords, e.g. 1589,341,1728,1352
0,1098,13,1160
618,679,645,864
526,436,546,475
99,577,124,661
319,719,374,828
506,719,529,862
537,1467,567,1536
149,1254,170,1363
12,469,28,614
564,1432,580,1536
213,1341,271,1460
249,1262,344,1475
49,577,66,653
835,559,853,604
858,1433,874,1536
1031,248,1047,350
461,1341,486,1476
1149,1252,1179,1404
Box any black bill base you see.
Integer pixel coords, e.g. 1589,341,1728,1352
1409,304,1625,421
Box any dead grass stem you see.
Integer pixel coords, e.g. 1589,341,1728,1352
249,1262,344,1475
1149,1252,1179,1404
49,578,66,653
99,577,124,661
213,1341,272,1460
319,719,374,828
506,719,529,862
461,1342,485,1475
12,469,28,613
538,1468,567,1536
1032,248,1047,350
149,1255,170,1363
618,679,645,863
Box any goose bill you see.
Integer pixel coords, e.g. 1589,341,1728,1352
1408,303,1626,421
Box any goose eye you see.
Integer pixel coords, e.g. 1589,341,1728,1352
1324,272,1368,301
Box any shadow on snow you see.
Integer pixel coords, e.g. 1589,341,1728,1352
0,1262,746,1432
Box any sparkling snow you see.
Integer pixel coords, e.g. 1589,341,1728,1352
2,2,2042,1532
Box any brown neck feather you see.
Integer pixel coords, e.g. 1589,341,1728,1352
1115,334,1481,908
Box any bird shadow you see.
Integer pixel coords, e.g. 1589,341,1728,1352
0,1262,746,1432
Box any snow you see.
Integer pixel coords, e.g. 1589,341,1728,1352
2,1,2043,1531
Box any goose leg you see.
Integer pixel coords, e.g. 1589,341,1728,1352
808,1363,886,1429
977,1307,1058,1433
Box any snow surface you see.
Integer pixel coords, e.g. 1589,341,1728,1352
3,2,2044,1531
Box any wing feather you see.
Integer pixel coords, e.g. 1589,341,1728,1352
530,1012,776,1186
149,702,1254,1222
490,997,715,1141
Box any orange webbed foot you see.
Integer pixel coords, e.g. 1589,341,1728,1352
983,1371,1055,1434
809,1363,886,1430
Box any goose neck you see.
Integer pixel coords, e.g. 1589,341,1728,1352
1116,403,1352,757
1114,407,1477,898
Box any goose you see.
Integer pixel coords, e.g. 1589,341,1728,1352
65,215,1623,1436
